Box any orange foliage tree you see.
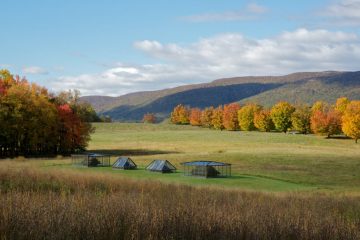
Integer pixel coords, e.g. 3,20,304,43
310,107,342,138
200,107,214,128
342,100,360,143
170,104,190,124
143,113,156,123
211,106,224,130
254,109,274,132
223,103,241,131
189,108,202,126
238,103,262,131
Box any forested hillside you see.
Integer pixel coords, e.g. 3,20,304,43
81,71,360,121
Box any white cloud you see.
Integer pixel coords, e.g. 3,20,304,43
23,66,48,75
51,28,360,96
323,0,360,26
247,3,268,14
181,3,268,22
0,64,11,69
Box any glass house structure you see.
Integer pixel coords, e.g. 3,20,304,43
71,153,111,167
181,161,231,178
112,157,137,170
146,160,176,173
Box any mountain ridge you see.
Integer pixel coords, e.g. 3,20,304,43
80,71,360,122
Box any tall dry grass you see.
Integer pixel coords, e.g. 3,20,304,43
0,163,359,240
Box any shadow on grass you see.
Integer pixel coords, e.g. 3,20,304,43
228,175,254,180
89,149,180,156
326,135,352,140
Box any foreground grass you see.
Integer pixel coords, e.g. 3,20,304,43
84,123,360,192
1,162,360,240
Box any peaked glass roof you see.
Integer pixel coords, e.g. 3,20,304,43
113,157,136,168
146,160,176,171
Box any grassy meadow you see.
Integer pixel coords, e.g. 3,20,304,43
1,122,360,239
84,122,359,192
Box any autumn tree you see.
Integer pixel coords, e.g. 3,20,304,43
238,104,262,131
200,107,214,128
291,104,311,134
211,106,224,130
189,108,202,126
311,101,328,113
335,97,350,115
223,103,241,131
310,108,342,138
270,102,295,133
0,69,95,157
342,100,360,143
254,109,274,132
170,104,190,124
143,113,156,123
55,90,95,153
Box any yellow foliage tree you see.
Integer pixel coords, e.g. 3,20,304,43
170,104,190,124
270,102,295,133
200,107,214,128
238,104,262,131
342,101,360,143
311,101,328,113
254,109,274,132
335,97,350,115
211,106,224,130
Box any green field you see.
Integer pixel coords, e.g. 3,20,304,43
38,122,360,192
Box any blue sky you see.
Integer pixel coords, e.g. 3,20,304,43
1,0,360,96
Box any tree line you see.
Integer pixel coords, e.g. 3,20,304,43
0,70,98,157
170,97,360,143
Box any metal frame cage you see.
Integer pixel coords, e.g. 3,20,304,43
181,161,231,178
71,153,111,167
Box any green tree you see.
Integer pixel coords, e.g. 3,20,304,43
291,104,311,134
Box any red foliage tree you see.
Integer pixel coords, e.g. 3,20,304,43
223,103,241,131
57,104,91,153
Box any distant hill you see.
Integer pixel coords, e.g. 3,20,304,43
80,71,360,122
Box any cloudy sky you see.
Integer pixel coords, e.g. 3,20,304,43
1,0,360,96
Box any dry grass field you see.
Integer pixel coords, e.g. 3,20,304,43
1,122,360,239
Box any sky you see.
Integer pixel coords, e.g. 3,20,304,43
1,0,360,96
